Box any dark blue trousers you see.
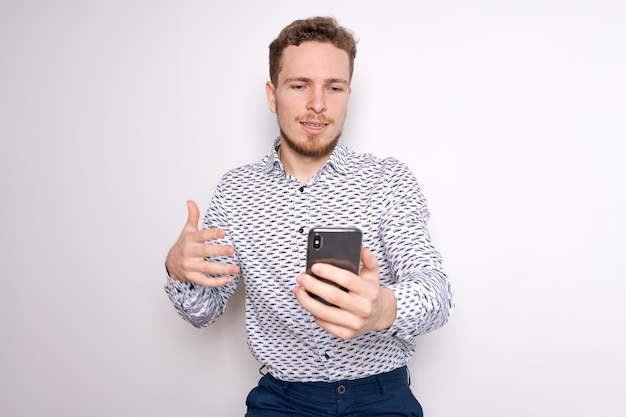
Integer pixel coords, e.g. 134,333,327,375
245,366,423,417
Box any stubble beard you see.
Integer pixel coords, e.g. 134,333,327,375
276,107,343,157
279,127,341,158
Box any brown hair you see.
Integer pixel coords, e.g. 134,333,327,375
268,16,358,85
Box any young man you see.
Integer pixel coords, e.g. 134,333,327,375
165,16,454,417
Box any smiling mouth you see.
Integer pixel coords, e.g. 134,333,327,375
301,122,328,128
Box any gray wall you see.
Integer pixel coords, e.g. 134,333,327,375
1,1,625,416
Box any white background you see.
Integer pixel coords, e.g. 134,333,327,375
1,1,625,416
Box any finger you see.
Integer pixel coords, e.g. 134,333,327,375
314,317,362,340
181,232,235,262
359,248,380,284
201,241,236,259
177,259,240,285
309,263,355,290
293,284,342,315
179,229,229,256
293,286,359,336
196,228,227,243
184,200,201,232
188,272,234,288
361,248,377,270
196,259,240,276
296,272,352,309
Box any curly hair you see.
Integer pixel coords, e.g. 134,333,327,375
268,16,358,85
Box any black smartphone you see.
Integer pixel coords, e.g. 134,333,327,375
305,227,362,306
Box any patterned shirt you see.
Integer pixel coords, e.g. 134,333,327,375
165,138,454,383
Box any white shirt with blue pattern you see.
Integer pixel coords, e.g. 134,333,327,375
165,138,454,383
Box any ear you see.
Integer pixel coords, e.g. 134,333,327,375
266,81,277,114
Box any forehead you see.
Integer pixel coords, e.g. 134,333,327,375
278,41,350,83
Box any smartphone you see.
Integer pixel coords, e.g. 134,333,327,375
305,227,362,306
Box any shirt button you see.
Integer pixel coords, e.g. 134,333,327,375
297,227,304,234
299,186,305,192
337,385,346,395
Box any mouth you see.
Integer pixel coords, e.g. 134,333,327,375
300,121,328,129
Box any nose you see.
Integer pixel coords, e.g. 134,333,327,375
306,88,327,114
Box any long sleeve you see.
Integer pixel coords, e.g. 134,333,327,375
164,277,238,328
164,181,240,328
378,161,454,341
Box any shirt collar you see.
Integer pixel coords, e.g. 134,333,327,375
264,137,355,176
264,137,283,175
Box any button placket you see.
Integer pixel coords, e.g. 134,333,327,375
293,183,310,265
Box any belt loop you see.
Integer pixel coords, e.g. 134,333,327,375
282,380,291,393
376,372,386,395
406,366,412,386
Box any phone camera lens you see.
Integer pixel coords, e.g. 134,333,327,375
313,235,322,249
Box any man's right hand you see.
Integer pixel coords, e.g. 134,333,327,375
165,200,240,287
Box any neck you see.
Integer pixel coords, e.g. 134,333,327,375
278,143,331,184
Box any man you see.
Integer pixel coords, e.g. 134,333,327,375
165,16,454,417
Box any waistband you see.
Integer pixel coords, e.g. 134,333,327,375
263,366,410,397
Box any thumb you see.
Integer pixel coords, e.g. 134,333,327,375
360,248,380,283
184,200,200,232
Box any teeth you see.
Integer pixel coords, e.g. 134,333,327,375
303,123,325,128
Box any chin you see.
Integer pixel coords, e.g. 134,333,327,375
281,132,340,158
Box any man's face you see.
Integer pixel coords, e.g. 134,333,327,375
266,41,351,158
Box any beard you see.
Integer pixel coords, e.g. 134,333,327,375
279,127,342,158
276,107,343,158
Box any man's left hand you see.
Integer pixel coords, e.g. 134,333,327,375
293,248,397,340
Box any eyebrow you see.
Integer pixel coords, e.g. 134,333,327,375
284,77,349,85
